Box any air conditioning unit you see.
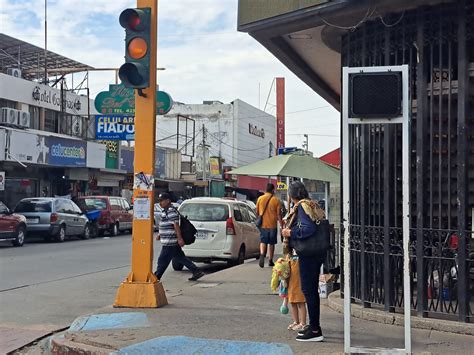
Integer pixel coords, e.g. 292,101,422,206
7,68,22,78
0,108,19,125
18,111,30,128
71,116,83,137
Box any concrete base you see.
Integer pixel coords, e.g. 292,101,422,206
114,281,168,308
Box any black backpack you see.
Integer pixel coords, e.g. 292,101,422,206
177,210,196,245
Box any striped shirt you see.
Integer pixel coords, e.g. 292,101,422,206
159,207,179,246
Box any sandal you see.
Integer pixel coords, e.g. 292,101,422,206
293,323,306,331
287,322,298,330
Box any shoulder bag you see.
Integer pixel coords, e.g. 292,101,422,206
256,195,273,228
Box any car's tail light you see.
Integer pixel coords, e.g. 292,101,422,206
50,213,58,223
226,217,236,235
99,211,110,224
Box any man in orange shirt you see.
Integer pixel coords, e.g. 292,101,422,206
256,183,283,268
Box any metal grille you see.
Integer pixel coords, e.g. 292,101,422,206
341,1,473,322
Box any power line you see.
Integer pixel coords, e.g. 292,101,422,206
207,131,268,152
287,133,339,138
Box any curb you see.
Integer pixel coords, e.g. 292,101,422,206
49,333,115,355
327,291,474,336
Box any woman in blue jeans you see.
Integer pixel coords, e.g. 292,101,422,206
282,181,326,342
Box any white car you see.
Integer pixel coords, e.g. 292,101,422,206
175,198,261,268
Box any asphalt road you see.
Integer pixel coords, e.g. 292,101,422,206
0,234,228,329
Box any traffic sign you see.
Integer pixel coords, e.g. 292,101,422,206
277,146,299,155
94,84,173,115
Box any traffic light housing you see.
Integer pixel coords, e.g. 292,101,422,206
119,8,151,89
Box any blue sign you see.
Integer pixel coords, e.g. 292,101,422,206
120,149,134,173
277,147,298,155
46,137,87,167
96,115,135,141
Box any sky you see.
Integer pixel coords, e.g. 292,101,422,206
0,0,340,157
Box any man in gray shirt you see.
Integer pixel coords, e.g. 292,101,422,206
154,193,204,281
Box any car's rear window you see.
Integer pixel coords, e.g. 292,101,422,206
15,200,52,213
76,198,107,211
179,203,229,222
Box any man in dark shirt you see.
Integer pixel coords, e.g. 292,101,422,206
154,193,204,281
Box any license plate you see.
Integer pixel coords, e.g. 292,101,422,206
27,218,39,224
196,231,208,240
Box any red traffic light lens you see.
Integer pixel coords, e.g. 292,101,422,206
128,12,141,30
127,37,148,59
119,9,146,31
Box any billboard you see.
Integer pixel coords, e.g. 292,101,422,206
95,115,135,141
5,130,48,164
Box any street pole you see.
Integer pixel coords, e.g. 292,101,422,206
114,0,167,308
303,134,308,153
202,124,208,197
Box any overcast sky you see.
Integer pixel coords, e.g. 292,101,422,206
0,0,340,157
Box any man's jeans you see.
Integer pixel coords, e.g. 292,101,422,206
298,253,325,329
155,245,198,280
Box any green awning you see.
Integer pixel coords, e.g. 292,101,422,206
228,152,339,183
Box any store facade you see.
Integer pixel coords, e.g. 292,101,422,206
238,0,473,323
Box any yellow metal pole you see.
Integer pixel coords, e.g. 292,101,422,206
114,0,167,308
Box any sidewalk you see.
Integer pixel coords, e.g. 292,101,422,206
37,260,473,354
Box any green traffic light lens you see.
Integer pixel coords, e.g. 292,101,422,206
119,63,148,88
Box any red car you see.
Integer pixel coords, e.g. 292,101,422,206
0,201,27,247
76,196,133,236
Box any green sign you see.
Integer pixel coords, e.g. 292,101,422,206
94,84,173,115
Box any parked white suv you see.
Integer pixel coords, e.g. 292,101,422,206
175,198,260,268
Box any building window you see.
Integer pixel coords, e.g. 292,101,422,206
44,109,58,133
28,105,40,130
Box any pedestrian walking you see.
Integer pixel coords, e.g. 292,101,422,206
256,183,283,268
281,181,327,342
154,192,204,282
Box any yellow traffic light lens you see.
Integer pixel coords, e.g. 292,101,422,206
128,37,148,59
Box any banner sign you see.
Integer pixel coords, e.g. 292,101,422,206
209,157,221,178
96,115,135,140
47,136,87,167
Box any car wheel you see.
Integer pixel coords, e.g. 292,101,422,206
98,230,105,237
81,224,91,240
172,259,184,271
56,225,66,242
12,225,26,247
110,222,119,237
228,245,245,267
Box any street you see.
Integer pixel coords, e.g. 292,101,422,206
0,234,227,330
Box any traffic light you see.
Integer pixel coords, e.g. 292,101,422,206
119,8,151,89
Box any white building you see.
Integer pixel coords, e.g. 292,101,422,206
157,99,276,169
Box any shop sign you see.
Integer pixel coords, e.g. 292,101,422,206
0,73,92,115
248,123,265,139
276,77,285,148
47,136,87,167
0,171,4,191
96,115,135,140
94,84,173,115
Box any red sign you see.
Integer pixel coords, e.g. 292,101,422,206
276,78,285,149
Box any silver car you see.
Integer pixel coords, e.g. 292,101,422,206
14,198,90,242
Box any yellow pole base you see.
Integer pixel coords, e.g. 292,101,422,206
114,280,168,308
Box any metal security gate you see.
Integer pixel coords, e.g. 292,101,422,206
340,0,473,325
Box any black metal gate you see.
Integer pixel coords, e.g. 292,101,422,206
341,1,473,322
